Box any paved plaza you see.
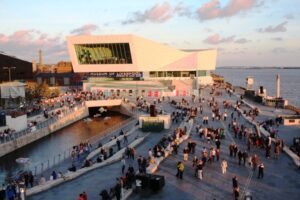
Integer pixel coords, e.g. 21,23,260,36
27,87,300,200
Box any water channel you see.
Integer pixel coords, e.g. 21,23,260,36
0,111,129,182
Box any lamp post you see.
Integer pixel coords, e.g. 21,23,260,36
3,66,16,82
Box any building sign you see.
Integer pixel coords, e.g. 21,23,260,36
89,72,143,79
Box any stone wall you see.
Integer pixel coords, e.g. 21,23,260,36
0,106,89,158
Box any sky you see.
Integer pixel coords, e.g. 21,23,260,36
0,0,299,67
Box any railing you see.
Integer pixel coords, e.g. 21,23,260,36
285,104,300,114
23,117,136,177
0,104,85,145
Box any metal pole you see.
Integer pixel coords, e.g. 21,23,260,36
3,66,16,82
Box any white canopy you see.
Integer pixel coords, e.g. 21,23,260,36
0,82,26,98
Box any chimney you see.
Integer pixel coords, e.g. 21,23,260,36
39,49,43,66
32,60,37,72
276,74,280,98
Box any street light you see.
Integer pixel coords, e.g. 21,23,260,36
3,66,16,82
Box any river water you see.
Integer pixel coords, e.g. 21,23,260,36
216,68,300,107
0,112,128,182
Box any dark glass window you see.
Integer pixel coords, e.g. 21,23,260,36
75,43,133,64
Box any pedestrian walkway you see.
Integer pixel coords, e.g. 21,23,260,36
26,87,300,200
130,87,300,200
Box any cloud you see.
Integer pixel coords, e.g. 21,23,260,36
0,30,67,63
197,0,260,20
272,47,288,54
203,33,236,44
235,38,251,44
271,37,283,41
203,33,251,45
122,2,190,24
70,24,98,35
284,14,294,20
258,21,288,33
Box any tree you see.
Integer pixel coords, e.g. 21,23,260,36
25,81,51,100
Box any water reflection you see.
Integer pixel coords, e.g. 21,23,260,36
0,112,128,182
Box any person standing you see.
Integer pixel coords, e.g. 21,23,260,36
233,144,238,158
116,139,121,151
238,150,243,165
0,184,6,200
82,191,87,200
221,160,228,174
115,179,122,200
121,157,126,174
216,148,220,161
123,132,128,145
192,156,198,168
229,144,234,157
183,147,189,161
176,161,184,179
252,154,258,171
258,163,264,179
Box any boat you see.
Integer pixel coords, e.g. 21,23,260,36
16,157,30,164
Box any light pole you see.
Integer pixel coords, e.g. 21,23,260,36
3,66,16,82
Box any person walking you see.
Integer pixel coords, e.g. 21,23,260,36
176,161,184,179
221,160,228,174
197,160,204,180
232,176,239,200
258,163,264,179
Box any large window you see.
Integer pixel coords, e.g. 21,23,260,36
74,43,132,64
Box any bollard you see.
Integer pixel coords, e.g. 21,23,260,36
53,156,56,165
58,154,61,162
47,160,50,169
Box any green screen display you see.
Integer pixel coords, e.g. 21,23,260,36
75,43,132,64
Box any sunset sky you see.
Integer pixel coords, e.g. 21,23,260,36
0,0,299,66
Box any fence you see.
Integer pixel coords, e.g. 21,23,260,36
0,103,85,144
23,117,136,178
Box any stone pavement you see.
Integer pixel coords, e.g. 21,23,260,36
28,87,300,200
130,87,300,200
235,93,299,147
28,99,185,200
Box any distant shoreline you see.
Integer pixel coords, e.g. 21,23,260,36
217,67,300,69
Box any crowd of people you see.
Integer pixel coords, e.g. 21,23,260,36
0,83,293,200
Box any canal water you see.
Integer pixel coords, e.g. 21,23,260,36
0,112,129,182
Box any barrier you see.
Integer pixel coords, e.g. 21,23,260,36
26,135,147,196
146,118,194,174
86,126,138,160
236,101,299,167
